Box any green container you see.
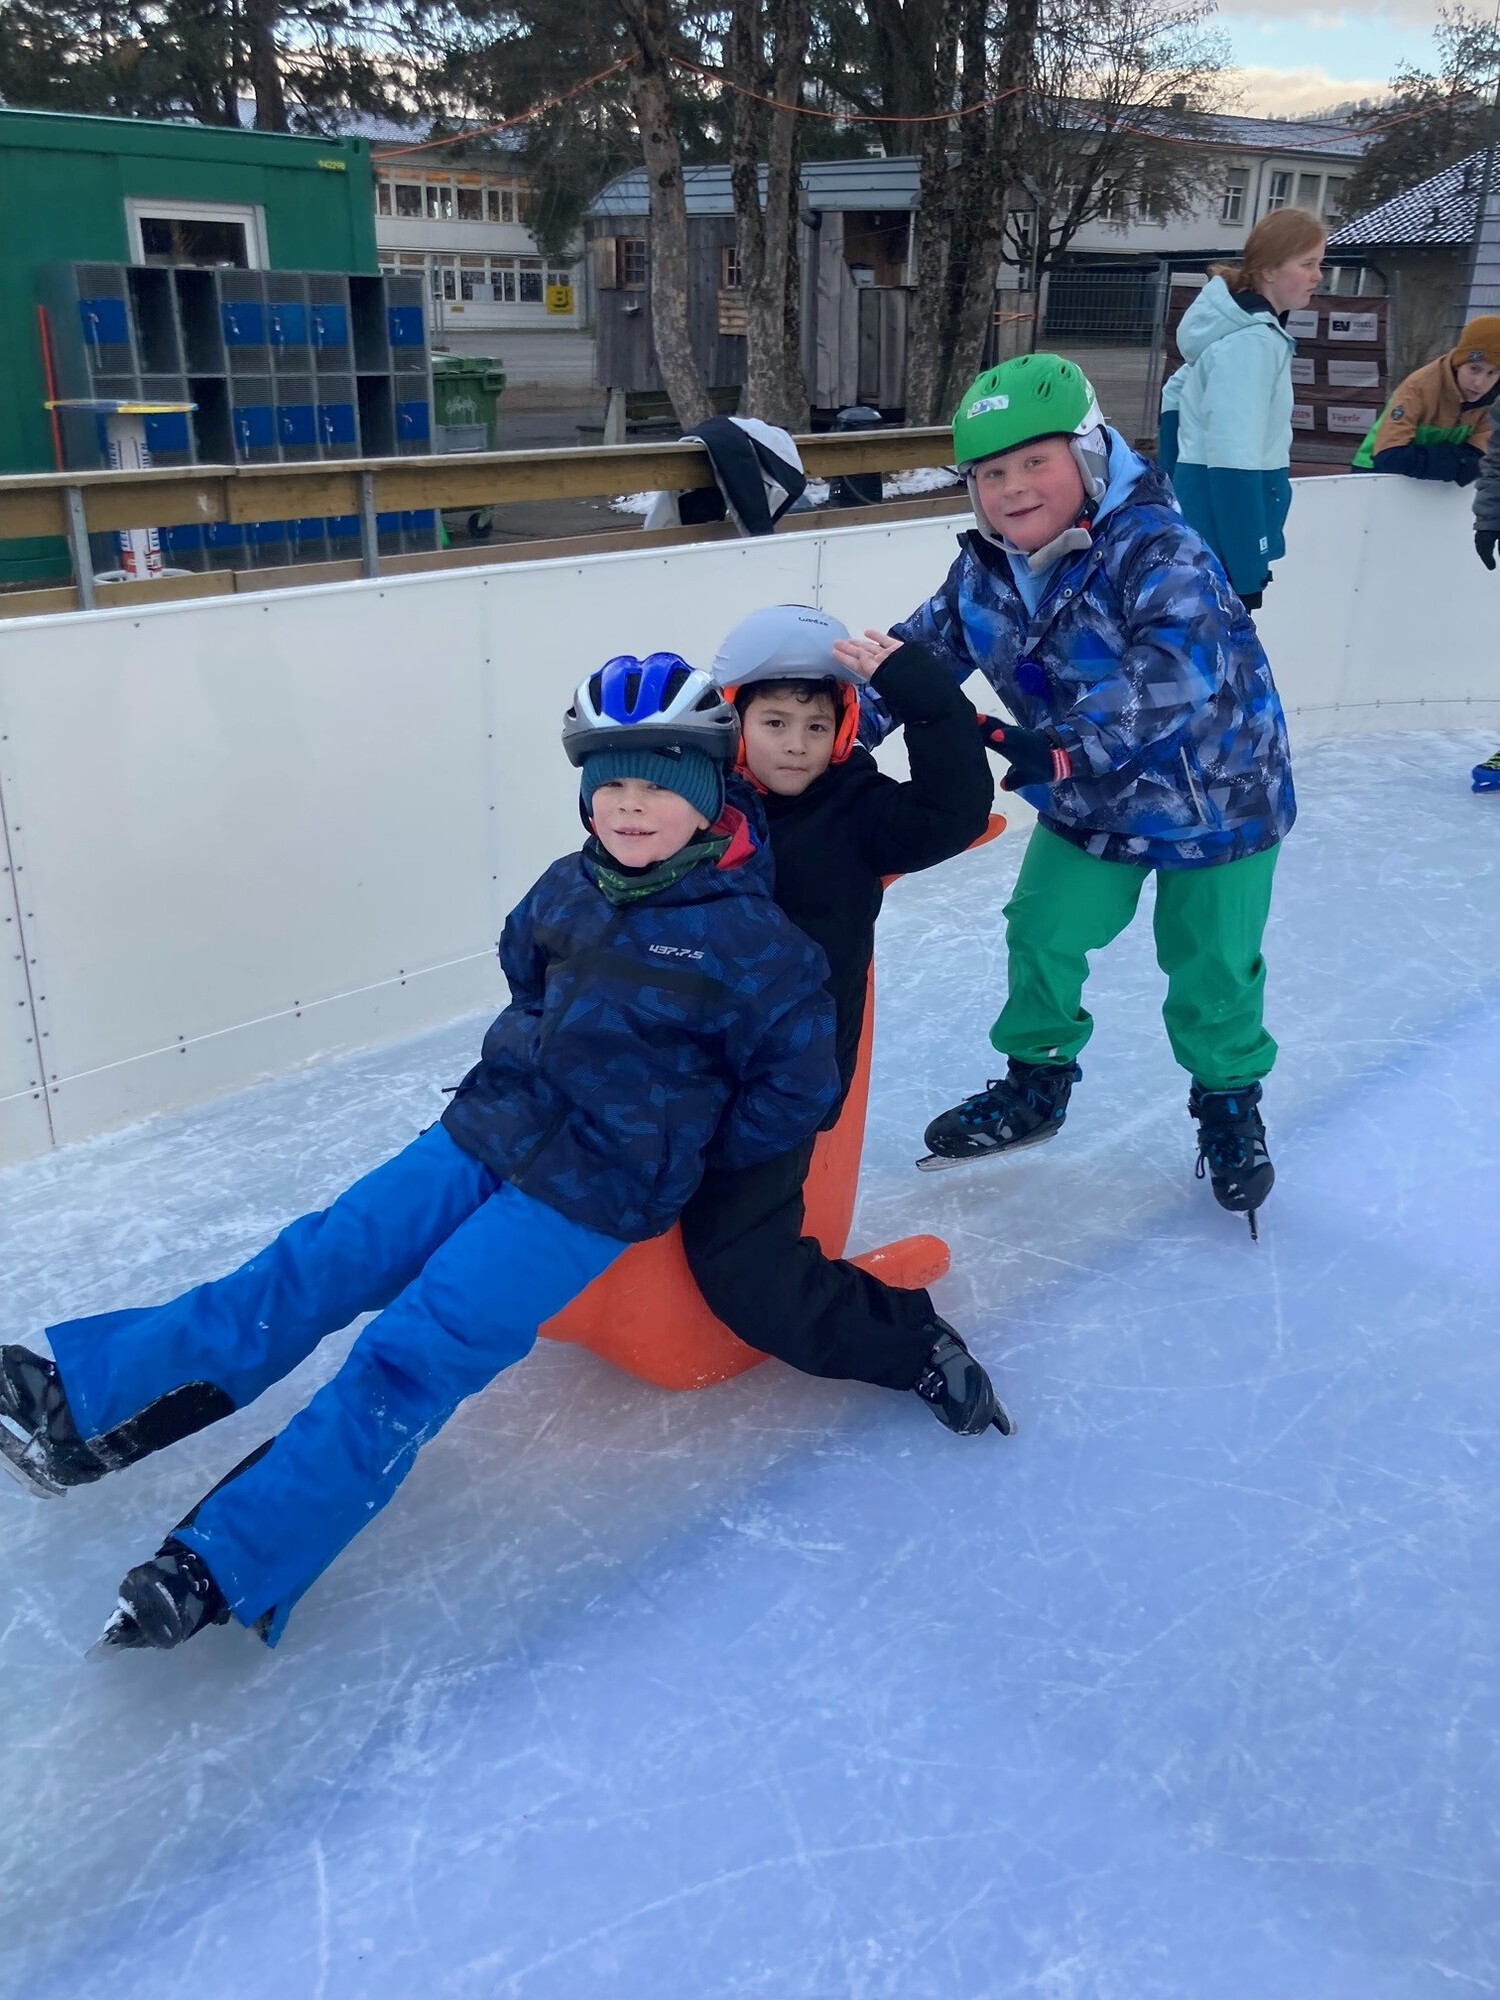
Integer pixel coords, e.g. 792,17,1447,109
431,354,506,448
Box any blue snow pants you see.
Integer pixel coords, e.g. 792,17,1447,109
46,1125,624,1642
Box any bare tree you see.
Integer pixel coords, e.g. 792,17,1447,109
727,0,813,429
1006,0,1230,289
904,0,1040,425
619,0,714,427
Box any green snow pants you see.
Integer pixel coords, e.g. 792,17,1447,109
991,822,1280,1091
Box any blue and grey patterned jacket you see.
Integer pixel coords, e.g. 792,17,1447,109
442,793,838,1241
874,443,1296,870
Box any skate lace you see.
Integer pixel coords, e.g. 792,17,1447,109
1195,1117,1259,1180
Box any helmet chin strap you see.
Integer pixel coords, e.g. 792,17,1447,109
965,422,1113,572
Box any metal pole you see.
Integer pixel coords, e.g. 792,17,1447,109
358,471,381,580
63,486,97,611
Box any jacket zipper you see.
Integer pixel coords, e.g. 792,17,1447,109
1180,746,1211,823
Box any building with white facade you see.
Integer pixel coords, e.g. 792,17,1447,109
346,117,593,398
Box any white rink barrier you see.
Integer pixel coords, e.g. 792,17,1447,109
1,472,1494,1166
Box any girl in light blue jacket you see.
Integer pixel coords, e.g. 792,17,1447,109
1160,209,1326,608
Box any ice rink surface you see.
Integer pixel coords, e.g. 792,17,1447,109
2,730,1498,2000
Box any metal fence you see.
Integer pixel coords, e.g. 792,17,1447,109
988,261,1172,445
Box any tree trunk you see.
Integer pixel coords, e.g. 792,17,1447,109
622,0,713,430
245,0,287,130
902,0,962,424
729,0,811,431
943,0,1039,407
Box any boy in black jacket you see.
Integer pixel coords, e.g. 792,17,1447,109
678,605,1011,1436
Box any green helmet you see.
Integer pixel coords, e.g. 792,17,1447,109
952,354,1105,469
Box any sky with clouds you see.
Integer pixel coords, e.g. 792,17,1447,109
1218,0,1447,114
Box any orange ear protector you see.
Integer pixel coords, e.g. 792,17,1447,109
726,680,860,787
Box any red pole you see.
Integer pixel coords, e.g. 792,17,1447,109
36,305,66,470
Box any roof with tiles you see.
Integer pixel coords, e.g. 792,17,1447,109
1328,149,1494,248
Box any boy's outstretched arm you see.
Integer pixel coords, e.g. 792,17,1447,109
712,965,839,1171
832,636,994,877
860,566,976,749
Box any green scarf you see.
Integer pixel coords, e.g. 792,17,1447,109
587,832,730,907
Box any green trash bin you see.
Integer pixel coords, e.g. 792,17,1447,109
431,354,506,449
431,355,506,540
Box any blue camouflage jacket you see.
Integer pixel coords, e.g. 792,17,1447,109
877,446,1296,870
442,794,839,1241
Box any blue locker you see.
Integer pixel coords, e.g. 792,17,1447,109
144,411,193,456
387,306,425,348
270,301,310,349
318,401,357,449
79,296,130,351
396,398,431,445
222,300,268,347
232,401,276,454
277,402,318,451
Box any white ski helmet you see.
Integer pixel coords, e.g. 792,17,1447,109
710,604,862,691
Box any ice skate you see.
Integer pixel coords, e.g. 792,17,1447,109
0,1345,108,1498
916,1060,1081,1171
1189,1081,1274,1240
87,1540,232,1660
1472,749,1500,793
912,1320,1014,1436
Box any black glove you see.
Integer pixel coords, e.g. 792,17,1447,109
1478,529,1498,572
974,713,1073,790
1457,445,1483,488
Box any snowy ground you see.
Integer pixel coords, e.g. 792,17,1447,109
2,731,1498,2000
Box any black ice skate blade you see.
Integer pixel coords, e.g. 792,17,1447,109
915,1123,1063,1173
85,1607,151,1663
0,1423,68,1499
991,1400,1016,1437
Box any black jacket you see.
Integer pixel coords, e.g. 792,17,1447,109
758,641,993,1110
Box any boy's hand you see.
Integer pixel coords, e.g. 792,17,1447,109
831,629,902,681
974,714,1073,789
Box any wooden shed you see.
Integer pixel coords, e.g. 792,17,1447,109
585,158,922,418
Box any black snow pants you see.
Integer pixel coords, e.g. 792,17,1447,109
679,1139,936,1391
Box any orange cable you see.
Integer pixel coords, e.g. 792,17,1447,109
373,55,639,157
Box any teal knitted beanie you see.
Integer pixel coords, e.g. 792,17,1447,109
580,743,724,825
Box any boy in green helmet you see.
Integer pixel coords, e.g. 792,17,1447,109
852,353,1296,1236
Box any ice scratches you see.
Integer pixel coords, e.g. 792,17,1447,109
1,732,1499,1998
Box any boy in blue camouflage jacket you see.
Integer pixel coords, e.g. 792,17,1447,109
0,657,838,1654
865,353,1296,1236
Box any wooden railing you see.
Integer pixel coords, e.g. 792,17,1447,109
0,426,965,620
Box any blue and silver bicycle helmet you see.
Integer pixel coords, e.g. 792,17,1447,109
562,653,740,768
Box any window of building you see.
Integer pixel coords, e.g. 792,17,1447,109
426,179,455,221
620,237,649,289
126,198,265,269
1296,172,1322,210
1266,171,1293,212
1221,170,1247,224
395,182,422,217
457,184,483,221
1096,179,1127,223
417,253,577,308
721,243,742,291
377,181,392,216
1323,176,1349,222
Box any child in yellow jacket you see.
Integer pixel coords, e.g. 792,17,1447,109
1353,317,1500,483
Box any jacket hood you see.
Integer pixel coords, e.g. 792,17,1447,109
1175,275,1290,366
